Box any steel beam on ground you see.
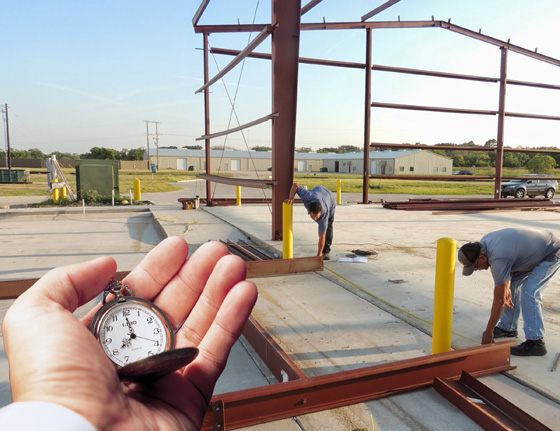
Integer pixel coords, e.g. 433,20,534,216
196,113,278,141
224,240,264,262
0,271,130,300
434,371,551,431
242,316,306,383
238,240,272,260
201,341,515,430
246,256,323,278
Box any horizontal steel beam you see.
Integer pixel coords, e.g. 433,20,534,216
208,48,559,92
0,271,131,300
201,341,515,430
196,112,278,141
371,101,497,116
197,174,277,189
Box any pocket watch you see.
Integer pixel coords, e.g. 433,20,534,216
90,279,175,368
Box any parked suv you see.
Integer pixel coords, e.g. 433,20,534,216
500,174,557,199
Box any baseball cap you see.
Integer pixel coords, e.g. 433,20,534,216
457,242,481,276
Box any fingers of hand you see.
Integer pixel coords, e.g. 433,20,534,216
183,280,258,401
175,249,249,346
123,236,190,299
21,256,117,312
154,241,232,329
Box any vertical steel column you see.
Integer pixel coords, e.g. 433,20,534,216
494,47,508,199
203,33,212,204
363,28,372,204
271,0,301,240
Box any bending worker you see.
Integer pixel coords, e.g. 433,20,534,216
287,182,336,260
457,227,560,356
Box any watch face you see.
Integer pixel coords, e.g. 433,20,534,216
92,297,175,367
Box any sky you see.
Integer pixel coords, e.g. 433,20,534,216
1,0,559,156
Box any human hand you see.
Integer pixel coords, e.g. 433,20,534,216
504,284,514,308
2,237,258,431
481,330,493,345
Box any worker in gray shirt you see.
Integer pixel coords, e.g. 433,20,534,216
458,227,560,356
287,183,336,260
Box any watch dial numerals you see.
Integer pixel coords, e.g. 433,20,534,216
96,300,171,367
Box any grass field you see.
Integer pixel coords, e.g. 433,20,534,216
0,167,550,198
0,170,198,197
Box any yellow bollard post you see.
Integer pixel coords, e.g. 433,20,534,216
60,184,66,200
52,178,59,203
432,237,457,354
337,179,342,205
133,178,141,201
282,201,293,259
236,186,241,206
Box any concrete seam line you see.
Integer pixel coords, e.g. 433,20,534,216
321,266,478,345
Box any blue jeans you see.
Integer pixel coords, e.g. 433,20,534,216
497,253,560,340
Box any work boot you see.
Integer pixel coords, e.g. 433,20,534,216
510,339,547,356
493,327,518,338
322,253,330,261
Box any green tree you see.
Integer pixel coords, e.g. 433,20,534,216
183,145,202,150
250,146,271,152
81,147,119,160
453,154,465,167
527,154,556,174
296,147,312,153
503,153,522,168
28,148,46,159
338,145,361,153
10,149,31,158
50,151,80,160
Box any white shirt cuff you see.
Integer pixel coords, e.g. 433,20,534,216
0,402,97,431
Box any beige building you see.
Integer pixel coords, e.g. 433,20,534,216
145,148,452,175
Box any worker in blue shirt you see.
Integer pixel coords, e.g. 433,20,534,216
287,183,336,260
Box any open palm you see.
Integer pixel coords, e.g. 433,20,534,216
3,237,258,430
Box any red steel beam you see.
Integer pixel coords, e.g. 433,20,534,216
196,113,278,141
271,0,301,240
201,341,515,430
242,316,306,383
494,47,508,199
434,371,552,431
362,27,372,204
195,25,274,94
197,174,276,189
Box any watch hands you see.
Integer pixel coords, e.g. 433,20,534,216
121,338,132,349
134,335,158,343
125,316,136,336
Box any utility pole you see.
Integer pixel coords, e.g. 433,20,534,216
2,104,10,169
144,120,161,171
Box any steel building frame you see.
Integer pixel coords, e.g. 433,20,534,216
194,1,560,240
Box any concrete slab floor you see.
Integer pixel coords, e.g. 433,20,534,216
0,193,559,430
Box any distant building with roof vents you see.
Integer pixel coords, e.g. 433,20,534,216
145,148,452,175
